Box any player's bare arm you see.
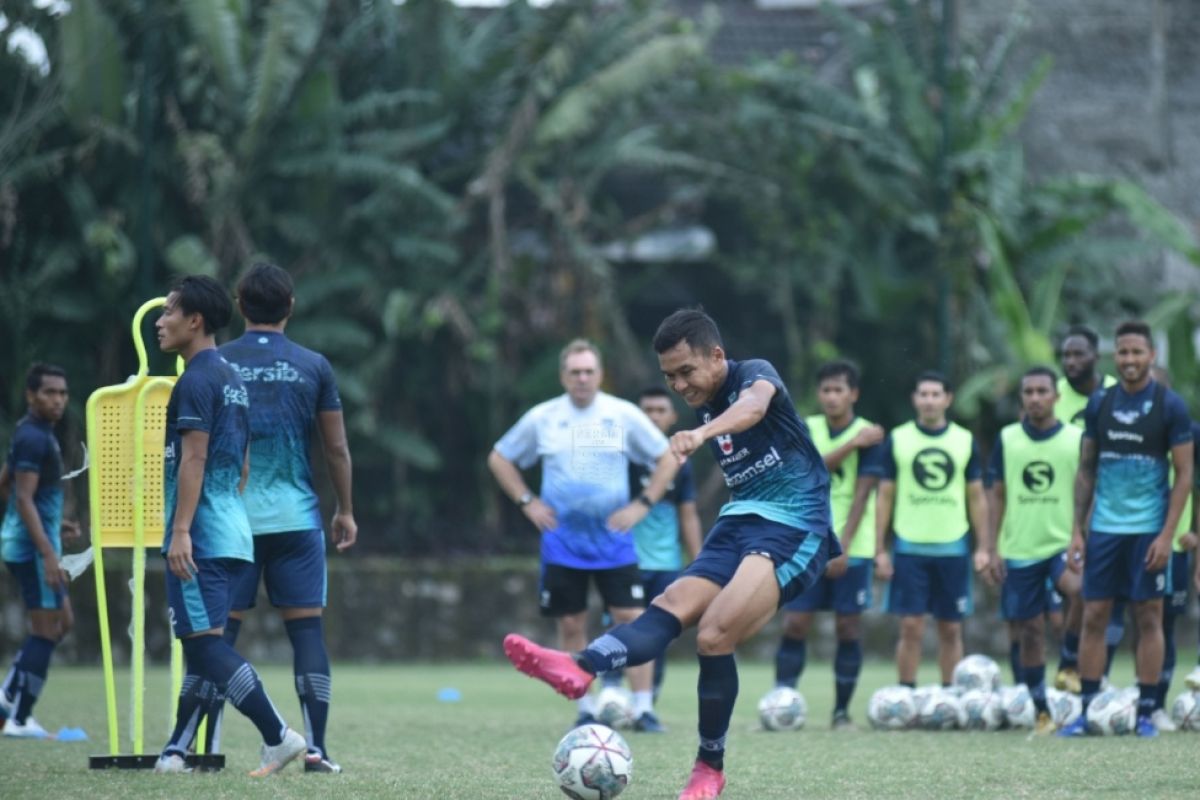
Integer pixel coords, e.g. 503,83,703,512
670,380,776,463
1068,437,1098,572
677,499,702,560
487,449,557,532
984,480,1006,585
0,462,10,503
608,450,679,532
1145,439,1194,572
168,429,207,581
318,409,358,551
968,480,989,575
821,424,885,472
874,479,895,581
12,469,68,592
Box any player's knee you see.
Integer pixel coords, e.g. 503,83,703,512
1081,604,1109,637
696,621,736,655
782,613,810,639
834,614,860,641
1018,619,1043,654
935,621,961,645
1133,602,1163,635
899,616,924,640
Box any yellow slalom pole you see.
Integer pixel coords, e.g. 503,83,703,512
85,389,120,755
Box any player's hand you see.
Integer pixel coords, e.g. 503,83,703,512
874,551,893,581
1144,532,1173,573
60,519,82,541
1179,532,1198,551
607,502,648,534
522,498,557,533
988,555,1007,586
1067,533,1085,574
167,530,198,581
331,511,358,552
41,554,69,593
824,553,849,580
669,429,706,464
972,547,991,575
853,424,885,449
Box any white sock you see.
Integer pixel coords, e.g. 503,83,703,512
578,694,597,715
633,691,653,716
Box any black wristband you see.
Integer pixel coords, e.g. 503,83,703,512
636,493,654,508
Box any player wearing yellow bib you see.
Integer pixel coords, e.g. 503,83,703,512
773,361,883,728
875,372,988,687
981,367,1083,735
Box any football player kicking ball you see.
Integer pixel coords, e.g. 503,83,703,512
503,309,836,800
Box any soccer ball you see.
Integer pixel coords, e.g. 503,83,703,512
952,654,1002,694
1085,688,1136,736
998,684,1035,729
1169,691,1200,732
1044,687,1082,728
959,690,1003,731
552,724,633,800
867,686,917,731
757,687,807,731
916,687,965,731
594,687,635,730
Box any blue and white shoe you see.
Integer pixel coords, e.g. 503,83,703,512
1056,716,1089,737
633,711,667,733
4,716,49,739
1135,715,1159,738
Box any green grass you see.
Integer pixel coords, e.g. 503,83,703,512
6,658,1199,798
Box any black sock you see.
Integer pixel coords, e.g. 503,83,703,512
773,636,806,688
1059,631,1080,672
833,640,862,713
1080,678,1101,712
11,635,55,724
1137,683,1156,719
287,617,332,757
1025,664,1048,715
696,654,737,771
578,606,682,674
1008,641,1021,685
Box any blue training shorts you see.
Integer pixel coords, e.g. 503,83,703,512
231,529,328,611
886,552,971,621
681,514,836,608
1082,531,1167,603
783,557,872,614
639,569,678,608
4,558,64,611
1001,552,1067,621
165,557,249,638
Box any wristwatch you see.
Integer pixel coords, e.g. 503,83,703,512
517,491,535,507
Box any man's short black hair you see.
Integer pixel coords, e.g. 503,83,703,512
1115,319,1154,347
26,363,67,392
170,274,233,334
816,360,860,390
913,370,952,393
638,386,673,403
236,262,294,325
653,308,724,354
1021,365,1058,388
1061,324,1100,353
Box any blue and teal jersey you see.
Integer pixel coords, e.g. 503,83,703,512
697,359,831,534
219,331,342,534
0,414,64,562
628,459,696,571
162,349,253,561
1084,380,1192,534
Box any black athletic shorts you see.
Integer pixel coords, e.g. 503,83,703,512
538,562,644,617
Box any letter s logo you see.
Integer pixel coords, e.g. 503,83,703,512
1021,461,1055,494
913,448,955,491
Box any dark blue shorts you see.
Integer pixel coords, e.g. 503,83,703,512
783,557,872,614
639,569,678,607
681,514,835,607
231,530,328,611
1167,551,1190,614
4,558,64,611
1001,553,1067,621
1082,531,1167,603
165,557,249,638
1047,577,1064,613
886,552,971,621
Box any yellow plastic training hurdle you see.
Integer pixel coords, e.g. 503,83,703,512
86,298,220,770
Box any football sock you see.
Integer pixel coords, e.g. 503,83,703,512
652,657,666,703
1103,618,1123,677
1159,608,1178,710
1008,641,1021,685
900,681,916,689
1059,631,1080,671
11,635,55,724
633,691,653,717
0,661,17,706
162,674,213,757
696,654,737,771
774,636,806,688
287,617,332,757
1025,664,1048,714
184,634,286,746
833,640,862,712
1080,678,1101,712
577,606,682,674
1137,683,1156,719
200,617,243,753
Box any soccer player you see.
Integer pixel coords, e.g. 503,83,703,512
981,366,1083,734
1057,325,1117,428
874,371,988,688
153,275,306,774
0,364,80,738
773,360,883,729
1058,320,1193,738
196,262,356,772
488,339,678,731
503,309,836,800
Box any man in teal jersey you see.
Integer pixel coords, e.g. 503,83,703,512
876,371,988,687
982,366,1083,735
774,360,883,728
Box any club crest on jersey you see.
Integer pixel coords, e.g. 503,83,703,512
717,434,734,454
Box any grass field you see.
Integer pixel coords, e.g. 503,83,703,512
3,657,1199,799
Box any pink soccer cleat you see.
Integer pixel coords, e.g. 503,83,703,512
678,760,726,800
502,634,594,700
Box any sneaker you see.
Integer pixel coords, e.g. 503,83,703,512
1135,715,1159,738
1150,709,1176,733
1028,711,1057,738
2,716,49,739
571,712,598,730
154,753,192,774
1185,665,1200,691
633,711,667,733
831,710,854,731
1056,716,1089,738
1099,676,1112,691
1054,668,1082,694
678,760,726,800
249,728,307,777
304,752,343,773
503,634,594,700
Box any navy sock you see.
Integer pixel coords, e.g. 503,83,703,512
12,635,55,724
833,640,862,713
1103,644,1117,677
224,617,243,646
201,617,242,753
184,634,287,746
774,636,806,688
652,656,666,703
163,674,214,757
1159,608,1178,710
1025,664,1048,714
1008,641,1021,685
578,606,682,674
696,654,737,771
1080,678,1101,712
900,681,915,689
1059,631,1080,671
1137,683,1156,719
287,617,332,757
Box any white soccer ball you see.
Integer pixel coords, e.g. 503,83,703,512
1044,688,1083,728
552,724,633,800
959,690,1004,731
917,686,965,731
867,686,918,731
952,654,1002,694
757,686,807,731
1085,688,1137,736
998,684,1035,729
594,687,635,730
1169,691,1200,732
